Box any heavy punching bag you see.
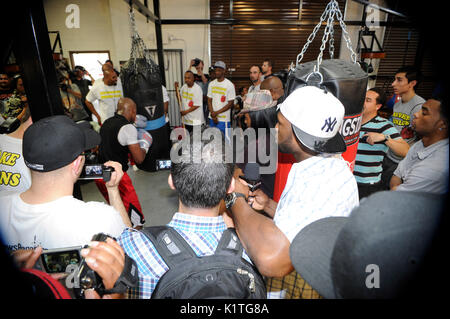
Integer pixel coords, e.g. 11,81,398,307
273,0,368,201
120,9,170,172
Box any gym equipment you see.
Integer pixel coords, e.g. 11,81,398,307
284,0,368,170
120,8,170,171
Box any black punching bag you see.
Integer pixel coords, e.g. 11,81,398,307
284,59,368,171
120,9,170,172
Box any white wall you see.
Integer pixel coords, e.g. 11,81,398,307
43,0,210,72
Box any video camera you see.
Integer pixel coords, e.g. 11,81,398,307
78,164,114,182
35,233,139,298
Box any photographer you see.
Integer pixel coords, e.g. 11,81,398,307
190,58,210,122
71,65,95,119
0,115,132,252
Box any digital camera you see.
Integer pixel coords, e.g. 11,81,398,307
78,164,114,182
156,159,172,171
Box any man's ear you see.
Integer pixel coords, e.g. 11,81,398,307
168,174,176,190
227,177,236,194
72,155,84,177
409,79,417,89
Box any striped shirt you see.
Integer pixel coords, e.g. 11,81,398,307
117,213,250,299
273,156,359,243
354,116,400,184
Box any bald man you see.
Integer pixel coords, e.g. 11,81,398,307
260,75,284,101
85,64,124,125
96,97,150,228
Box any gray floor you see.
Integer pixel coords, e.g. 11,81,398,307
80,167,179,227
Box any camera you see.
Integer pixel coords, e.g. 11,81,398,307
192,58,201,67
156,159,172,171
75,233,111,296
35,246,83,274
78,164,114,182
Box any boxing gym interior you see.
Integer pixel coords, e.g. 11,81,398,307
0,0,448,304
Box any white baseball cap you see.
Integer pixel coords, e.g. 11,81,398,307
278,85,346,154
214,61,226,70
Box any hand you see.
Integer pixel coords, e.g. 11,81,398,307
96,114,102,126
12,247,43,269
190,59,195,67
180,110,188,117
12,247,67,281
248,189,269,211
103,161,124,188
81,237,126,299
232,168,249,197
363,132,385,145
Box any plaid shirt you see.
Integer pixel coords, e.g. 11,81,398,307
117,213,249,299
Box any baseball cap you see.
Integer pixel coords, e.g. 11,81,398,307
214,61,226,70
23,115,101,172
289,191,445,298
278,85,346,154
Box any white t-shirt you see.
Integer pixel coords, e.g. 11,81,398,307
207,78,236,122
0,134,31,195
86,79,124,123
274,156,359,242
0,194,127,251
180,83,205,126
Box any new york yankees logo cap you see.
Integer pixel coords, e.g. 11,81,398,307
278,85,346,154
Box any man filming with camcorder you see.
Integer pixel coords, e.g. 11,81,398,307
0,115,132,252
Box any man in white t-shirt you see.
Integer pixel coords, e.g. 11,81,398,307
228,86,358,298
0,107,32,195
207,61,236,137
0,115,131,251
85,64,123,125
180,71,204,133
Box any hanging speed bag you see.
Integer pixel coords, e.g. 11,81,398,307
121,58,170,171
284,59,368,171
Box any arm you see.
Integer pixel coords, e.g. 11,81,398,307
103,161,132,228
390,174,402,190
363,133,410,157
128,143,146,164
229,174,293,277
180,105,200,116
211,100,233,118
85,99,102,125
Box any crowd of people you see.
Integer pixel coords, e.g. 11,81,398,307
0,54,447,300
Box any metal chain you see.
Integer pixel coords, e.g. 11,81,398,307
296,0,357,69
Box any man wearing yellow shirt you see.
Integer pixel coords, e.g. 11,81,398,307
207,61,236,138
180,71,205,133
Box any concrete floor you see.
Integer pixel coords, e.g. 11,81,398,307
80,167,179,227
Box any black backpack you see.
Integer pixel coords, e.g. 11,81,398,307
141,226,267,299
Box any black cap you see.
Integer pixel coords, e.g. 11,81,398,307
289,191,445,298
23,115,101,172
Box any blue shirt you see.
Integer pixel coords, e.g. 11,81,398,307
354,116,400,184
117,213,250,299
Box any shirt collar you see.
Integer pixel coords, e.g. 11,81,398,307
417,138,449,160
167,212,227,233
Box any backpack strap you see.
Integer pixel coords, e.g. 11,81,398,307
140,226,197,269
214,228,244,257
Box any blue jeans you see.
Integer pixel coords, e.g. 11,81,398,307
209,119,230,141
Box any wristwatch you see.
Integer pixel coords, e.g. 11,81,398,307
225,192,246,209
384,134,391,143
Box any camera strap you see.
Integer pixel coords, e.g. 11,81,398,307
100,253,139,295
